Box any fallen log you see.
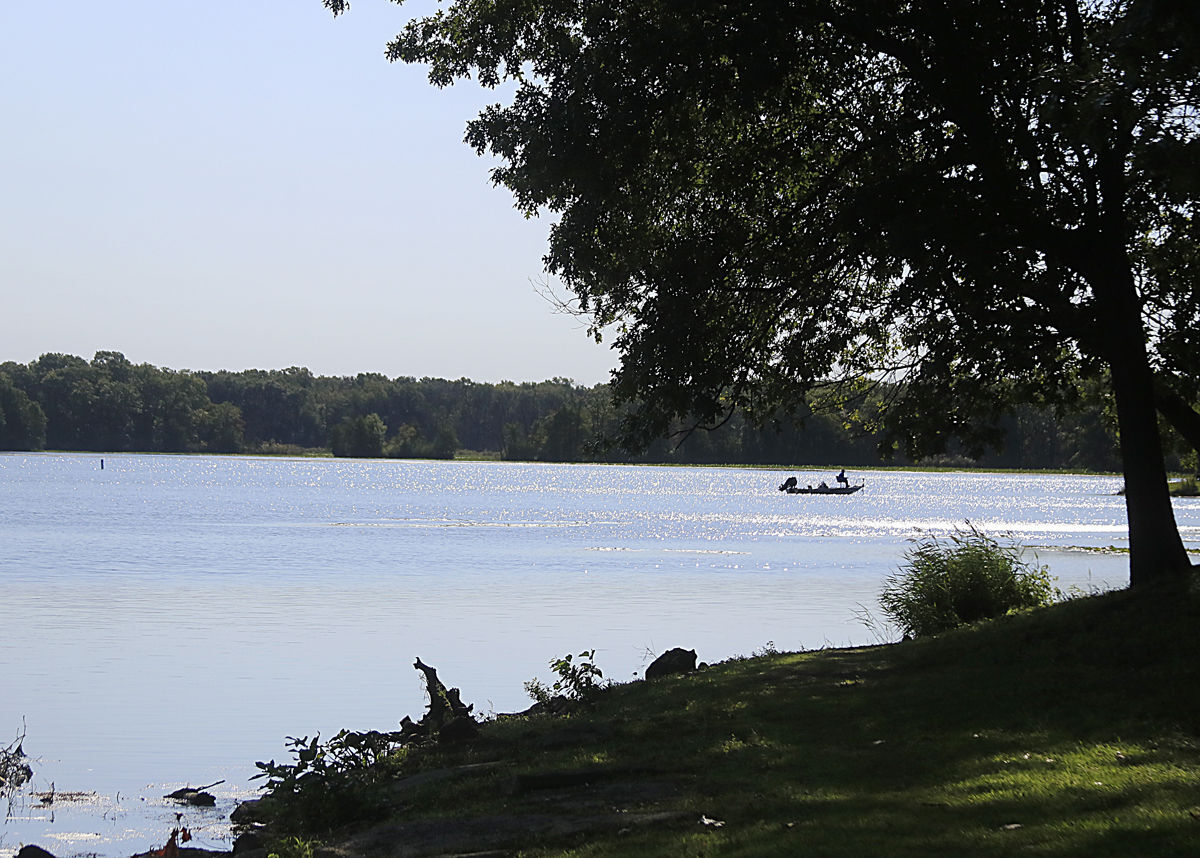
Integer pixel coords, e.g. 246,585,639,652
165,779,224,806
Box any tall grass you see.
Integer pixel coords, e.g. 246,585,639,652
879,523,1056,637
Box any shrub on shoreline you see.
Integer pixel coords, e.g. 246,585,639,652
879,524,1056,637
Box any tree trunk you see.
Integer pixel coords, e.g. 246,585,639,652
1086,128,1193,587
1096,269,1192,587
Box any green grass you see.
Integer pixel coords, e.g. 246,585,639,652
767,463,1125,476
1170,477,1199,497
453,449,504,461
260,583,1200,856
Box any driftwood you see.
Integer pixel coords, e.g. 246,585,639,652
404,658,479,744
165,779,224,806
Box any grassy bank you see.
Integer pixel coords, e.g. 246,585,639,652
1170,477,1199,497
255,585,1200,857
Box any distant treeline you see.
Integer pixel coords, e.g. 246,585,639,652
0,349,1171,472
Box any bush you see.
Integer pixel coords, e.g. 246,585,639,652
251,730,405,833
524,649,605,709
331,413,386,458
879,524,1055,638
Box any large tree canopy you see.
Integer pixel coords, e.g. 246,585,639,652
334,0,1199,586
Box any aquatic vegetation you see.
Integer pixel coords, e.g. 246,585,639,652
1,723,32,796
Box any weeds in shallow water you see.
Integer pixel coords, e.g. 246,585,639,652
1,722,32,816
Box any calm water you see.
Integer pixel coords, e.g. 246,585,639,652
2,453,1198,856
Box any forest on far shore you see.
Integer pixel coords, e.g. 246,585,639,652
1,350,1194,472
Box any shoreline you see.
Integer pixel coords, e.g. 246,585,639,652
1,448,1135,477
210,587,1200,856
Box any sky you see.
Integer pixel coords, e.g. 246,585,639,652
0,1,619,385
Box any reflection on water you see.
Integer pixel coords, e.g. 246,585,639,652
2,453,1196,856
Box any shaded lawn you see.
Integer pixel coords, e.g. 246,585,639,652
275,584,1200,857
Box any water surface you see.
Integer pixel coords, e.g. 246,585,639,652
3,454,1196,856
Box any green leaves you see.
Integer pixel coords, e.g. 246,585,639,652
376,0,1199,462
879,524,1057,638
251,729,408,833
525,648,605,709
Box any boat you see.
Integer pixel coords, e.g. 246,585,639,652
777,475,865,495
783,482,864,495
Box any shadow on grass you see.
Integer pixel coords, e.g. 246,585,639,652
569,586,1200,856
263,586,1200,857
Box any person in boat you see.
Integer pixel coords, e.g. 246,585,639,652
818,481,829,490
779,476,798,492
835,469,848,488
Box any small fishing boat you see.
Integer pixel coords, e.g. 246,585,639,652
778,475,865,495
783,482,864,495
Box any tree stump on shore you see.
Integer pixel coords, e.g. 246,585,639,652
404,658,479,744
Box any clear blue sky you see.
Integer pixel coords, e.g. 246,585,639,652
0,0,618,384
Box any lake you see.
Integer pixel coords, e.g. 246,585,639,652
3,453,1198,857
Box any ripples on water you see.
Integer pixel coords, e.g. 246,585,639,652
2,454,1197,856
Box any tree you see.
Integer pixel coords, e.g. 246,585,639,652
196,401,246,453
429,423,460,459
384,422,424,458
347,0,1200,587
205,369,325,448
501,421,538,461
132,366,209,452
0,373,46,451
538,404,585,461
331,413,387,458
89,352,141,451
29,353,94,450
